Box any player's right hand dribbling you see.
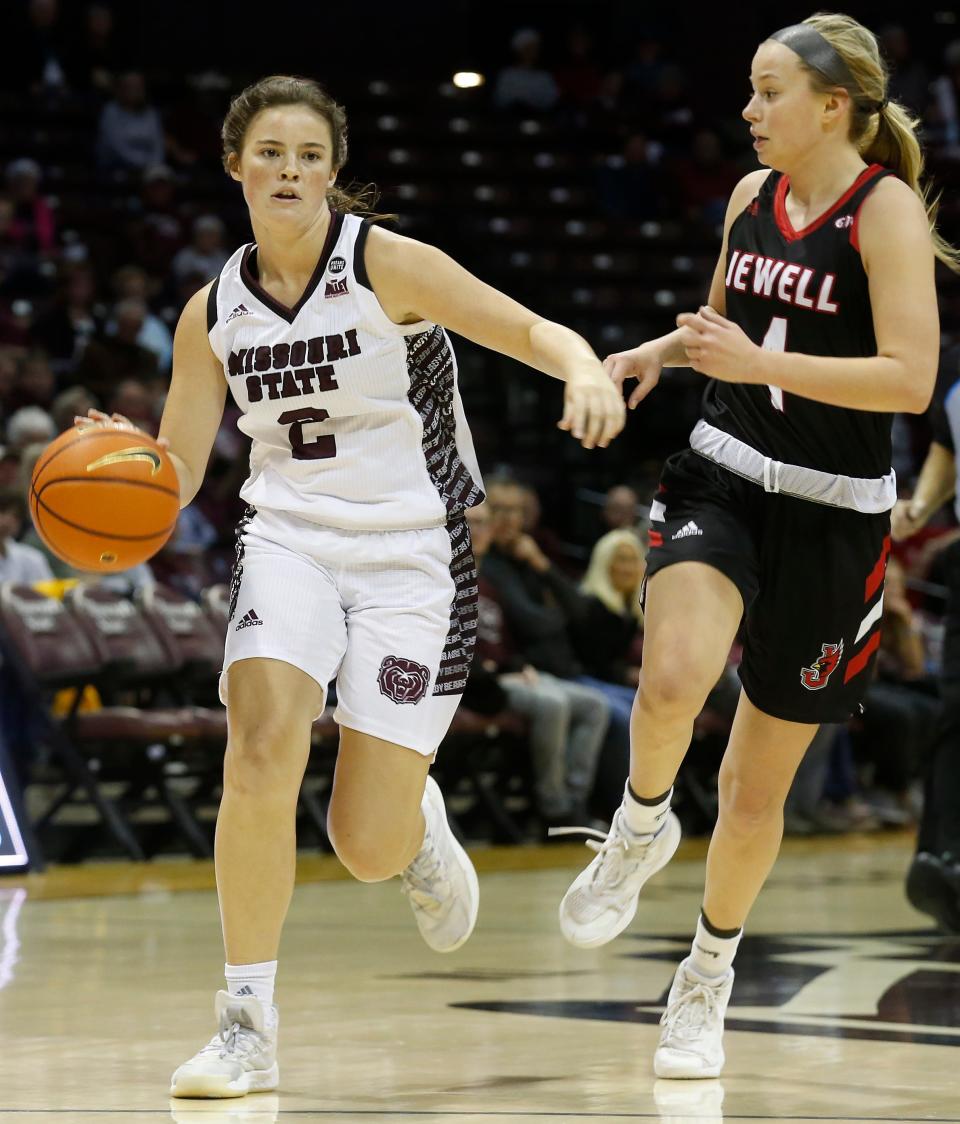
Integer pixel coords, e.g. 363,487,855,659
73,408,170,450
604,343,664,409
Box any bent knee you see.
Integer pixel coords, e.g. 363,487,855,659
331,834,409,883
638,659,717,715
718,773,783,829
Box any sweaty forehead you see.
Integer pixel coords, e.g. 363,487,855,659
750,40,803,81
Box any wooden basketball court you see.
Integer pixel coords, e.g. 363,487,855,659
1,833,957,1122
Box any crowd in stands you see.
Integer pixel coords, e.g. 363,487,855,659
1,0,960,853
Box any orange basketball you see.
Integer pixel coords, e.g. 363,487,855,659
29,427,180,573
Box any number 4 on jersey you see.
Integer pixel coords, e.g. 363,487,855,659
762,316,788,412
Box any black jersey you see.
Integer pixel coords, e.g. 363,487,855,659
701,163,895,478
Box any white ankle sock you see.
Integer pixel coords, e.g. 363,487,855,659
225,960,277,1007
621,782,673,837
689,914,741,979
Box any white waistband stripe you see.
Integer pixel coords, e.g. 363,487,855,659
689,420,896,514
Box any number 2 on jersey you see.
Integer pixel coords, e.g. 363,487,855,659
762,316,787,412
278,408,337,460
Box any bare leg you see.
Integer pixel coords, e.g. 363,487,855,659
327,727,432,882
216,658,324,964
630,563,744,797
703,691,818,929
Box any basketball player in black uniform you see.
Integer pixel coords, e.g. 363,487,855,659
557,13,959,1078
891,374,960,932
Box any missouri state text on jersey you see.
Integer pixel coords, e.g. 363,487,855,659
207,211,484,532
226,331,362,402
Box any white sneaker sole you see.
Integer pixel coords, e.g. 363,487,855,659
654,1048,724,1079
431,828,480,953
559,812,682,949
169,1062,279,1098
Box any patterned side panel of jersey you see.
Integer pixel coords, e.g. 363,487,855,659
433,515,478,696
406,326,484,516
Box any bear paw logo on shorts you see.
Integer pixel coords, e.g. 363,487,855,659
800,639,844,690
378,655,431,704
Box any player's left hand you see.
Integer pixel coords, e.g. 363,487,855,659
675,305,762,384
558,372,626,449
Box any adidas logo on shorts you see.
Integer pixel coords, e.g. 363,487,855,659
235,609,264,630
672,521,703,540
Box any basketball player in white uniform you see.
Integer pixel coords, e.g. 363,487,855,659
79,75,624,1098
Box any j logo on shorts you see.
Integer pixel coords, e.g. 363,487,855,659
800,640,844,691
378,655,431,704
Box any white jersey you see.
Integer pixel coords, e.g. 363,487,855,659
207,211,484,531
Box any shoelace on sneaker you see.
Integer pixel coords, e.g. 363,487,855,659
401,833,450,913
550,818,656,897
659,981,722,1042
197,1021,263,1061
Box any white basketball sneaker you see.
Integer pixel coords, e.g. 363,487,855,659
558,807,681,948
170,991,279,1098
654,957,734,1078
401,774,479,952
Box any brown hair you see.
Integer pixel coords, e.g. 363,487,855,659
786,13,960,272
221,75,391,219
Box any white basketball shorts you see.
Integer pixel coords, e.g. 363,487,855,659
220,507,477,756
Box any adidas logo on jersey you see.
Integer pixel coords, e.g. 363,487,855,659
672,521,703,540
835,215,854,229
325,278,349,298
235,609,264,630
225,303,251,324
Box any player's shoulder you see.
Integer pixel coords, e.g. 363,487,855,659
730,169,774,211
364,222,441,288
856,171,930,247
859,170,924,216
178,280,217,331
365,222,426,263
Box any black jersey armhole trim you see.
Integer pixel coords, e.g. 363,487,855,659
354,219,372,290
206,276,220,333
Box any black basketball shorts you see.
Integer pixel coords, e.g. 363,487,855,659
644,448,891,724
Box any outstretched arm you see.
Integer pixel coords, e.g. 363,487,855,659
603,169,771,408
364,226,625,449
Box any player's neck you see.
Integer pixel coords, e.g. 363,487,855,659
250,206,333,287
782,147,868,216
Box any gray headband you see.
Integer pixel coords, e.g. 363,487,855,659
769,23,886,112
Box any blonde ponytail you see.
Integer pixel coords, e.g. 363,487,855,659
799,13,960,273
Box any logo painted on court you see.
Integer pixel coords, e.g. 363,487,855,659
378,655,430,704
454,930,960,1049
800,640,844,690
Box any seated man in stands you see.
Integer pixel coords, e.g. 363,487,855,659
466,499,608,832
0,486,52,584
